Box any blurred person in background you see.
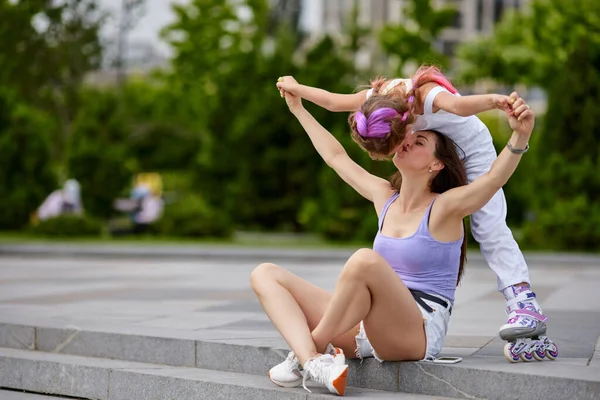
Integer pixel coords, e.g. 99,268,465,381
36,179,83,221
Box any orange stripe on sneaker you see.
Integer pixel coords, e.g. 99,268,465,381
332,365,348,396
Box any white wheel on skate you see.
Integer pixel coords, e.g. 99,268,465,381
503,342,521,363
545,342,559,360
532,347,547,361
520,350,534,362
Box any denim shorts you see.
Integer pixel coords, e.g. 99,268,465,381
417,295,452,361
355,293,452,362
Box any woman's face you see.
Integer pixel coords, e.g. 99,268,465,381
392,130,438,173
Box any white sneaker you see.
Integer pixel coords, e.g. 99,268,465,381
302,353,349,396
268,344,344,388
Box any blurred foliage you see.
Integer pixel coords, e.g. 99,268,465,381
0,0,597,249
156,193,233,238
0,89,58,230
29,215,103,237
68,88,136,219
458,0,600,250
379,0,457,73
0,0,104,167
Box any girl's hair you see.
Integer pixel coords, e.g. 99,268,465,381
348,95,414,160
406,65,457,116
390,130,468,285
350,65,457,159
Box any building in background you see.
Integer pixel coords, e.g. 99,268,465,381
89,0,539,104
299,0,529,69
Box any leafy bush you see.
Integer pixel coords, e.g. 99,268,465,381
0,90,57,230
156,193,233,238
477,111,539,228
68,89,136,219
30,215,103,237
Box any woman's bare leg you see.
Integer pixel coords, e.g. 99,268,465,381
250,263,358,363
311,248,427,362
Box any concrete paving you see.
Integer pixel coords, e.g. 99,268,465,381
0,348,458,400
0,250,599,399
0,391,79,400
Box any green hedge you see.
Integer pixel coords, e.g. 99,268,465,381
0,90,57,230
29,215,103,237
156,193,233,238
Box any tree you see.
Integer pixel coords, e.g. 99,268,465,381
114,0,146,86
457,0,600,249
162,0,302,230
0,0,104,170
39,0,105,170
269,0,302,35
0,89,57,230
68,88,135,219
379,0,457,74
0,1,48,103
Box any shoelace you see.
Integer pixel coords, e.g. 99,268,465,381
301,356,333,393
285,351,299,371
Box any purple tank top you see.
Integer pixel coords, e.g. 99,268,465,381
373,192,462,303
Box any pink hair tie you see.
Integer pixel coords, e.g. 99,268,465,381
355,108,399,138
401,111,409,122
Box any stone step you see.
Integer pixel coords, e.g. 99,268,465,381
2,321,599,400
0,348,453,400
0,391,81,400
0,390,83,400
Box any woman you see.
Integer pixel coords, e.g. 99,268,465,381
276,68,555,362
250,86,534,396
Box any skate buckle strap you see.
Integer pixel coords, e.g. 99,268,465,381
507,309,548,323
505,290,536,309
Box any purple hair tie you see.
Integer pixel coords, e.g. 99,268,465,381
401,111,409,122
355,108,399,138
408,95,415,103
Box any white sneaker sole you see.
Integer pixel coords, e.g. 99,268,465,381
269,375,302,388
326,364,349,396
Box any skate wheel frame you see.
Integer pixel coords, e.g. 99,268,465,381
504,337,558,363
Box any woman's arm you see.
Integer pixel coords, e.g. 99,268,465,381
421,82,514,116
437,95,533,218
277,76,368,112
282,86,392,203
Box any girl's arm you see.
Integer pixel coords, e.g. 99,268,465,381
421,82,514,117
277,76,368,112
282,87,392,204
436,95,533,218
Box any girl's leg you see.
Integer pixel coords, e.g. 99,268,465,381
250,263,358,363
310,248,427,364
467,187,555,360
470,188,530,290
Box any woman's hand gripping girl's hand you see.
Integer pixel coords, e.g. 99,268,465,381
506,93,534,138
276,76,300,99
277,76,304,115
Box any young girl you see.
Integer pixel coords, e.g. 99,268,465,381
253,85,536,396
276,66,557,363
